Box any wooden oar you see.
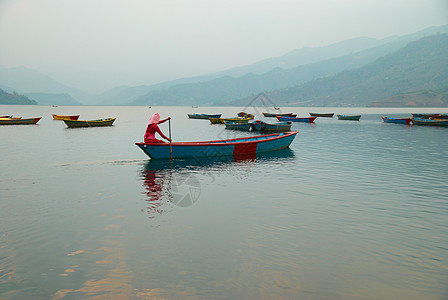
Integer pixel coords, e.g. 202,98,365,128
168,118,173,160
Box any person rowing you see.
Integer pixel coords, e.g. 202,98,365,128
144,113,171,143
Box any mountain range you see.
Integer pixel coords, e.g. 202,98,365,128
233,33,448,107
1,24,447,107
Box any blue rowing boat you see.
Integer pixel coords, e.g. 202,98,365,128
382,116,412,125
136,131,298,159
276,116,316,123
187,113,222,119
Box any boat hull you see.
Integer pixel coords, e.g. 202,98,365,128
188,114,221,119
63,118,116,128
251,121,292,133
0,117,41,125
382,116,412,125
263,112,296,117
337,115,361,121
309,113,334,117
209,117,250,124
412,118,448,126
224,122,252,131
276,116,316,123
52,114,80,120
136,131,298,159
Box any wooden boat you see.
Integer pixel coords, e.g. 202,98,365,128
262,112,296,118
0,117,41,125
412,118,448,126
309,112,334,117
136,131,298,160
63,118,116,128
209,117,251,124
52,114,80,121
237,112,255,119
224,121,252,131
337,114,361,121
381,116,412,125
251,120,292,133
188,113,221,119
0,116,21,119
276,116,316,123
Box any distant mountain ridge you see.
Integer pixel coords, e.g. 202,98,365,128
0,66,93,104
1,24,447,106
24,93,82,105
234,33,448,107
131,25,448,106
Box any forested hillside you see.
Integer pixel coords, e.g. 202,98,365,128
0,89,37,105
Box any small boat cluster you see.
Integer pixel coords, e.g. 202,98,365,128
0,113,116,127
382,113,448,126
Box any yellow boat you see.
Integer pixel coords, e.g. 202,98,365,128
209,117,251,124
52,114,80,120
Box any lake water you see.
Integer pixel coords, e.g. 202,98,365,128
1,105,448,299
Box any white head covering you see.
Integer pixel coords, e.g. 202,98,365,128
147,113,160,126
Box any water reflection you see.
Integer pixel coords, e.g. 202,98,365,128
139,148,295,218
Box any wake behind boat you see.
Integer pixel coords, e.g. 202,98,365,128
136,131,298,159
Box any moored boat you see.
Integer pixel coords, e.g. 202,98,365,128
188,113,222,119
224,121,252,131
412,118,448,126
237,112,255,119
262,112,296,118
136,131,298,160
337,114,361,121
309,112,334,117
52,114,80,120
63,118,116,128
382,116,412,125
276,116,316,123
209,117,251,124
251,120,292,133
0,116,21,119
411,113,448,119
0,117,41,125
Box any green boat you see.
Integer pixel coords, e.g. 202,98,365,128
63,118,116,128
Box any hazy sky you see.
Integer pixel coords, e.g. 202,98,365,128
1,0,447,93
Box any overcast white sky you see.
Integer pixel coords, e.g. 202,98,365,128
0,0,447,93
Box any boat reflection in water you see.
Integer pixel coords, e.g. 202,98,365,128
139,148,295,218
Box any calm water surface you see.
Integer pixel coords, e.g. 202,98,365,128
1,105,448,299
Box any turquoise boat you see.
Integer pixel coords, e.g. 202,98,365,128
136,131,298,160
337,114,361,121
